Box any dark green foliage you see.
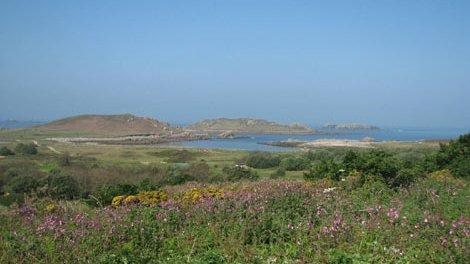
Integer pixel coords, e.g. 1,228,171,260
0,146,14,156
5,175,40,194
138,178,159,191
58,152,72,166
270,167,286,178
92,183,139,206
181,161,212,182
280,156,309,171
14,143,38,155
304,149,424,188
245,151,280,168
304,159,345,181
165,167,194,185
199,250,228,264
42,173,81,200
433,133,469,178
223,165,259,181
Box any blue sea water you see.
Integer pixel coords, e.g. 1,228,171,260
0,120,44,129
165,127,469,152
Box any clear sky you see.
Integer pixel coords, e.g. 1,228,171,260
1,0,469,127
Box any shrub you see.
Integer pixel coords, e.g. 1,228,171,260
166,167,194,185
123,195,139,205
304,159,345,181
112,190,168,207
42,173,80,200
5,175,40,194
0,146,14,156
58,152,72,166
223,166,259,181
138,178,160,191
280,156,309,171
391,167,424,188
182,186,224,203
14,143,38,155
93,183,139,206
245,152,280,168
270,167,286,179
304,149,334,161
137,190,168,205
433,133,470,179
111,195,126,207
181,161,212,182
428,169,459,184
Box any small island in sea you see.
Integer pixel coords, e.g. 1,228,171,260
322,123,380,130
186,118,315,135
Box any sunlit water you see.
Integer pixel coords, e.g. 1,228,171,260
164,127,469,152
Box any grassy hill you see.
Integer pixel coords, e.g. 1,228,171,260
35,114,180,136
187,118,315,134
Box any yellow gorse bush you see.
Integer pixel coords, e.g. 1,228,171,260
111,195,126,207
138,190,168,206
45,203,59,213
181,186,224,203
428,169,460,184
123,195,140,205
111,190,169,207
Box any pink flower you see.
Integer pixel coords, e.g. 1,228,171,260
386,208,400,223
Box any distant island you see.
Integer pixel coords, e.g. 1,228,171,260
29,114,208,144
187,118,315,135
322,123,380,130
36,114,177,136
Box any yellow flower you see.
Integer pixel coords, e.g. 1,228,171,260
138,190,168,206
181,186,224,203
123,195,140,205
46,203,58,213
428,169,459,183
112,195,126,207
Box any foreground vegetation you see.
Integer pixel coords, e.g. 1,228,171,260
0,134,468,263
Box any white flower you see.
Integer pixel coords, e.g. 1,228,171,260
323,187,337,194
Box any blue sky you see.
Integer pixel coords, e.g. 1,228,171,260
1,0,469,127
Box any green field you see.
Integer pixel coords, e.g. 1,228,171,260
0,132,468,263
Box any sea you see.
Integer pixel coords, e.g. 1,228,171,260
164,126,470,152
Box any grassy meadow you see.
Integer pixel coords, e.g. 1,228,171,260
0,132,468,263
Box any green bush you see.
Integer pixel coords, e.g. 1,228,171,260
14,143,38,155
42,173,80,200
245,152,280,168
270,167,286,179
304,159,345,181
138,178,159,191
5,175,40,194
181,161,212,182
165,167,195,185
433,134,469,179
91,183,139,206
0,146,14,156
280,156,309,171
304,149,426,188
223,166,259,181
58,152,72,166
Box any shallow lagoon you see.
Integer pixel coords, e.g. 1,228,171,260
166,127,469,151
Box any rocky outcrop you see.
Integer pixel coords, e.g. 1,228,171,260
323,123,380,130
187,118,315,134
